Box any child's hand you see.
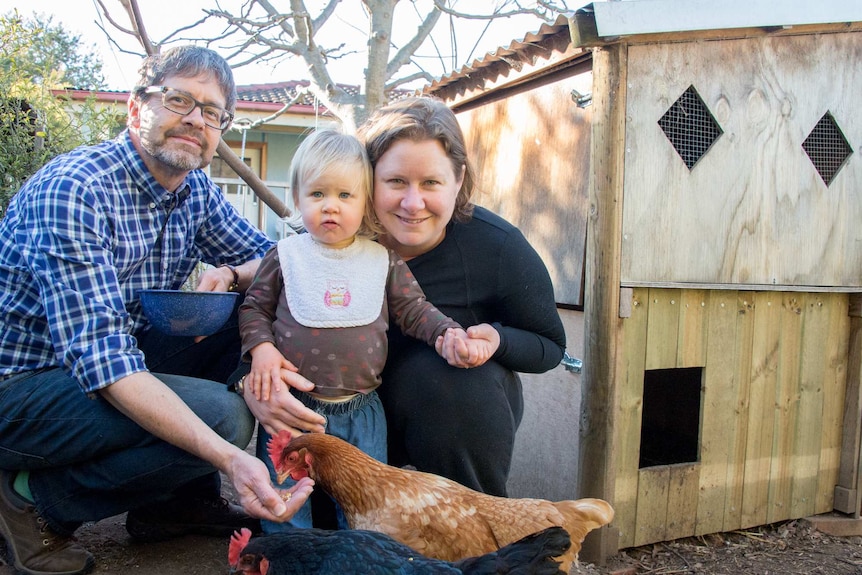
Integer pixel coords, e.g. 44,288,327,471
248,342,298,401
436,326,497,369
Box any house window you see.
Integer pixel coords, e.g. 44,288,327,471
639,367,702,468
210,155,252,179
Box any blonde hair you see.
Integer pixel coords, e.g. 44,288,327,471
286,128,380,237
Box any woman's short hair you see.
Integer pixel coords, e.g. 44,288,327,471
287,128,379,238
359,96,475,222
131,46,237,114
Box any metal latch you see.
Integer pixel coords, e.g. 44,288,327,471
561,351,583,373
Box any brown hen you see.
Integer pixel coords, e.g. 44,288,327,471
268,431,614,574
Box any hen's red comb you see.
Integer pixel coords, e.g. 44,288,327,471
266,429,294,470
228,527,252,566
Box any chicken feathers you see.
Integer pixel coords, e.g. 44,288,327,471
228,525,571,575
267,431,614,574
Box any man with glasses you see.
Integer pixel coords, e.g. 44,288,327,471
0,46,322,575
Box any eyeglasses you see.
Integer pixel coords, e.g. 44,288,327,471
144,86,234,130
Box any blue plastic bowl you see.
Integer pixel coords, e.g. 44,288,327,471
138,289,240,337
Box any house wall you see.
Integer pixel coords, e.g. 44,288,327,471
508,308,584,501
453,62,593,307
614,287,849,548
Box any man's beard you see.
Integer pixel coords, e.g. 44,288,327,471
141,129,211,171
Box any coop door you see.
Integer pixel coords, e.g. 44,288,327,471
639,367,702,468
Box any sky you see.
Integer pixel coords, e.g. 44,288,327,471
9,0,587,91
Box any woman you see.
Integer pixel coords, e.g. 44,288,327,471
357,97,566,496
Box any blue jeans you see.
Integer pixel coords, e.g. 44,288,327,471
257,389,387,533
0,316,253,535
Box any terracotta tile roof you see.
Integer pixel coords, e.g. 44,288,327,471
236,81,417,109
236,81,353,107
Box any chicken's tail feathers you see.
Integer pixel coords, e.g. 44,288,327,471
453,526,571,575
557,498,614,535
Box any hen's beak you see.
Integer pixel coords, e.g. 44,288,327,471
275,470,291,484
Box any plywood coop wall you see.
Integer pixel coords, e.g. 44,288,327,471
620,32,861,288
614,288,849,548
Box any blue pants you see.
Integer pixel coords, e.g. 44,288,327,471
0,316,253,535
257,389,387,533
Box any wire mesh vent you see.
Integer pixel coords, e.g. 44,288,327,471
658,86,723,170
802,112,852,186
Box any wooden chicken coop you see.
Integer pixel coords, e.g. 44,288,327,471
424,0,862,562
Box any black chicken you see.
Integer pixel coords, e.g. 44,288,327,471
228,525,571,575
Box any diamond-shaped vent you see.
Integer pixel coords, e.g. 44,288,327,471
802,112,852,186
658,86,723,170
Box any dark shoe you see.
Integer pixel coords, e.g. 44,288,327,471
0,472,94,575
125,496,260,542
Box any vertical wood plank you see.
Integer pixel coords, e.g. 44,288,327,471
645,288,681,370
667,463,700,540
836,296,862,516
766,293,804,524
791,294,829,518
741,292,780,528
678,289,708,368
819,294,851,513
696,290,737,535
634,466,669,546
724,292,755,531
614,288,649,549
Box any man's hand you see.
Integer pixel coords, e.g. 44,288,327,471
195,265,237,293
226,449,314,521
242,369,326,437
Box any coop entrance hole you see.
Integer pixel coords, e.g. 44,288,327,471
639,366,702,468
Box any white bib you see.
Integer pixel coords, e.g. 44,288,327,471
277,234,389,328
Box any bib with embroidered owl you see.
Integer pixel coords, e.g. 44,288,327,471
277,234,388,328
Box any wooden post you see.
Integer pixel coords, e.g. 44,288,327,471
835,294,862,517
578,41,627,564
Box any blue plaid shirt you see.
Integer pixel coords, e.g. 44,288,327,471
0,130,274,393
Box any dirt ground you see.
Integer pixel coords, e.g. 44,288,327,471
2,511,860,574
574,518,862,575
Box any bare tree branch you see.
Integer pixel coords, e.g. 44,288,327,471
310,0,341,32
95,0,570,215
118,0,157,55
385,6,441,82
94,0,138,38
385,71,433,92
432,0,568,22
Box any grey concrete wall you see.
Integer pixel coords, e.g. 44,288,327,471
507,309,584,501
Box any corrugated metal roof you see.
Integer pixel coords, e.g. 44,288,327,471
425,13,574,94
423,13,590,103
